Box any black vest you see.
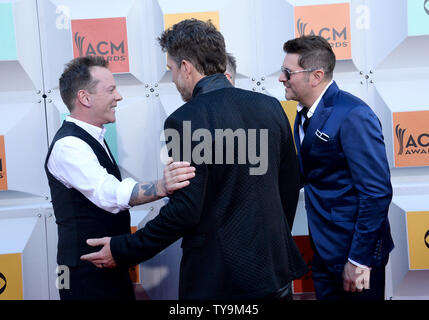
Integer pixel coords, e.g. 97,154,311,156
45,121,131,267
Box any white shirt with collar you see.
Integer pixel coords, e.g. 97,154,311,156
296,81,370,270
297,80,333,144
47,116,137,214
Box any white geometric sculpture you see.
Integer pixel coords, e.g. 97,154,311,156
0,215,49,300
386,196,429,299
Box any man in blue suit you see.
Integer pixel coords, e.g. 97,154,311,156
279,35,394,300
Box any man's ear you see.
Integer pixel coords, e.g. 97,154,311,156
311,69,325,87
77,89,91,108
181,60,194,78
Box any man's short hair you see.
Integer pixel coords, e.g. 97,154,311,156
59,56,108,112
158,19,227,75
226,52,237,80
283,35,336,80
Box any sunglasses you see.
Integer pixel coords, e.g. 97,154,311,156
281,66,320,80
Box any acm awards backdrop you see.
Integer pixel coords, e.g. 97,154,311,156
294,3,352,59
72,18,130,73
394,111,429,167
0,0,428,300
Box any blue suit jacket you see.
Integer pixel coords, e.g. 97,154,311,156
294,81,394,269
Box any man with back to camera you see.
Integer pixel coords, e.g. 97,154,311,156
45,55,195,300
279,35,394,300
81,19,308,300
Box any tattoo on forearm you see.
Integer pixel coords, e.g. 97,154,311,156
130,183,140,203
129,181,159,206
141,182,157,196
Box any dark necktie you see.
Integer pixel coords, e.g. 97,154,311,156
300,108,310,134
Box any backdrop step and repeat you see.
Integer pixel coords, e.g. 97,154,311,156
0,0,428,300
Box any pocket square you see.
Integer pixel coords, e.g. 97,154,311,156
316,129,330,142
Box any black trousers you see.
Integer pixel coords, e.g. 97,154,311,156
59,262,135,300
311,252,387,301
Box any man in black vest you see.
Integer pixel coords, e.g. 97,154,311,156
81,19,307,299
45,56,195,300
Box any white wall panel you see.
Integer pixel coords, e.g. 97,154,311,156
13,0,44,91
386,196,429,299
2,103,49,197
0,0,48,200
37,0,73,91
0,204,52,300
115,96,160,182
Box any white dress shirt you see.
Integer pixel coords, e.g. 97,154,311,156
47,116,137,214
297,80,333,144
296,81,370,270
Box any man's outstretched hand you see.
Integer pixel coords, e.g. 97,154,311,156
80,237,117,269
160,157,196,196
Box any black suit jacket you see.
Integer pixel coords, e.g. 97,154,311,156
111,74,307,299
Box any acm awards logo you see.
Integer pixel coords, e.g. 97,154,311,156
74,32,127,63
0,273,6,295
71,17,129,73
395,124,429,155
296,18,348,49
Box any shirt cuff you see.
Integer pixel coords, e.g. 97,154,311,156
116,178,138,210
348,258,371,270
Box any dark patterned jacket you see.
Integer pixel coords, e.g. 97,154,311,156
111,74,307,299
